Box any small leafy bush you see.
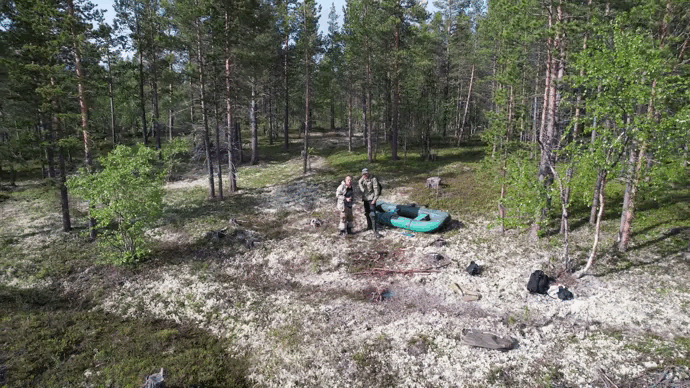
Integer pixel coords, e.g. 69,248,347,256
68,145,165,264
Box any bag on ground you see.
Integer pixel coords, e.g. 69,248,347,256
557,286,574,300
466,261,481,276
527,270,550,294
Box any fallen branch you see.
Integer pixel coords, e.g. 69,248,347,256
353,265,447,276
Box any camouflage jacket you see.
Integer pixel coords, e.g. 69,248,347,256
358,175,380,202
336,181,354,211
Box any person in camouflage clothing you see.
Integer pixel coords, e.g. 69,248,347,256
358,168,380,231
336,175,355,236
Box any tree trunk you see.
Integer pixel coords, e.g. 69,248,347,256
576,171,607,278
168,55,174,140
196,17,215,199
391,23,400,160
67,0,94,238
268,90,274,145
618,143,646,252
137,27,148,145
560,166,573,234
224,12,237,193
551,164,572,270
458,63,474,144
303,35,311,175
283,35,290,151
152,87,161,153
42,118,56,179
533,1,564,239
236,121,242,165
366,54,373,163
51,78,71,232
106,45,117,145
250,79,259,165
347,85,353,153
214,101,224,200
590,169,604,225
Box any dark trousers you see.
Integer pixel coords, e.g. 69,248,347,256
363,200,373,229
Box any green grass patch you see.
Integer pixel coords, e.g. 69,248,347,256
0,286,248,387
624,335,690,368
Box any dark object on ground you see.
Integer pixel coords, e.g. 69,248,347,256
205,228,227,240
310,218,323,227
557,286,574,300
527,270,550,294
429,238,448,247
443,219,464,231
462,329,516,350
466,261,482,276
426,176,441,189
144,368,165,388
429,253,444,261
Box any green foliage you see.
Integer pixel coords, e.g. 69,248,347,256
485,150,550,230
161,136,192,180
67,145,165,264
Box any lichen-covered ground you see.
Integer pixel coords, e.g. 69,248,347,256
2,151,689,387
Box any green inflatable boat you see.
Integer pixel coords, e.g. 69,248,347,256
373,201,450,233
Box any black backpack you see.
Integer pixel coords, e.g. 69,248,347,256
527,270,550,294
466,261,481,276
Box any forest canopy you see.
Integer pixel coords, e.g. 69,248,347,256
0,0,688,270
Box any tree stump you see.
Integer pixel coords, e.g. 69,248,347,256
425,176,441,189
144,368,165,388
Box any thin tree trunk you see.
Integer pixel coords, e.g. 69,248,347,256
67,0,94,238
458,63,474,144
618,143,646,252
51,78,71,232
576,171,607,278
303,29,311,175
214,101,224,200
168,60,174,140
224,11,237,192
391,22,400,160
150,49,161,153
196,16,215,198
251,79,259,165
236,121,242,165
269,89,274,145
283,35,290,151
590,169,604,225
551,163,573,269
366,55,373,163
137,29,148,145
42,118,56,179
106,44,117,145
347,84,353,152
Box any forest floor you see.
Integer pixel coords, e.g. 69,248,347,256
1,133,690,387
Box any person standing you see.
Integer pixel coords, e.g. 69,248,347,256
336,175,355,236
358,168,380,231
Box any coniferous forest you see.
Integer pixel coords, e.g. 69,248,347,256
1,0,690,386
